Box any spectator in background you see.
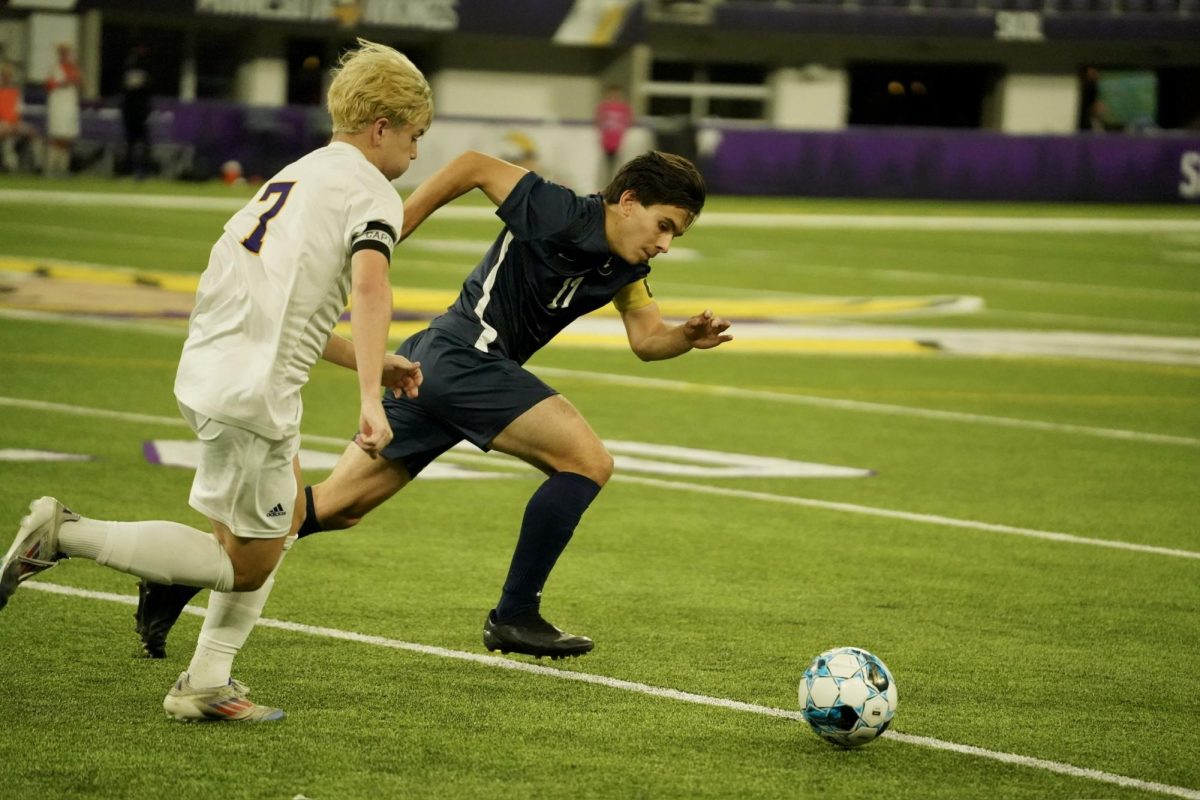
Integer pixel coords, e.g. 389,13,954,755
595,85,632,184
1079,66,1117,132
0,62,36,173
44,43,82,177
121,42,152,179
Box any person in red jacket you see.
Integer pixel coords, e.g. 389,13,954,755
595,85,633,184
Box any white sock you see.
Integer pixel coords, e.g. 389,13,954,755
187,549,287,689
58,517,234,592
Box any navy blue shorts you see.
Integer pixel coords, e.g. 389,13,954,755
379,329,558,476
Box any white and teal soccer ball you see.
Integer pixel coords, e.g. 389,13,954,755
799,646,898,748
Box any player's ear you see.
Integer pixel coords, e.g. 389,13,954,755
619,189,639,217
371,117,390,143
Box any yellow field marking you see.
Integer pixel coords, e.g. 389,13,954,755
1,256,945,355
0,256,200,294
0,256,966,320
540,333,937,355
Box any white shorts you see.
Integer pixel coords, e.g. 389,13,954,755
179,404,300,539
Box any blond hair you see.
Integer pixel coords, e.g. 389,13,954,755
327,39,432,134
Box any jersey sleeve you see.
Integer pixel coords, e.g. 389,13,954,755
345,166,405,264
496,172,594,246
613,278,655,312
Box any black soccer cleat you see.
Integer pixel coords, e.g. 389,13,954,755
134,580,203,659
482,609,594,660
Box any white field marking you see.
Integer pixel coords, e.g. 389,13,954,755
0,308,187,335
561,318,1200,366
529,367,1200,448
610,474,1200,561
144,439,512,481
794,263,1200,303
3,189,1200,235
0,449,92,462
0,189,247,211
0,396,514,475
3,394,1194,561
1162,251,1200,265
21,582,1200,800
441,439,872,479
0,220,204,250
977,308,1200,336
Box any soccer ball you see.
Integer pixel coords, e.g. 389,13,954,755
799,646,897,748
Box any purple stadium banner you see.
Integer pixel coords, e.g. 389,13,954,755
30,98,1200,202
702,127,1200,202
711,1,1200,42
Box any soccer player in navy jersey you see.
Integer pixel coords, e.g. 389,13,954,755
136,149,732,661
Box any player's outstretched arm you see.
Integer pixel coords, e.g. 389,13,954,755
400,150,527,241
322,334,357,369
320,336,422,399
620,303,733,362
349,248,394,459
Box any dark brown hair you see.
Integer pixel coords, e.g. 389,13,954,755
602,151,706,223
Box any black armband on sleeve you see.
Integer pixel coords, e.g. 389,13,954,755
351,220,398,261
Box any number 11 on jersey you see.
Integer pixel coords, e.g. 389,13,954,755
241,181,296,254
549,276,584,309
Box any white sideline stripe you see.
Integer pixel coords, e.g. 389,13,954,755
530,367,1200,448
1,394,1196,561
611,475,1200,561
3,190,1200,234
22,582,1200,800
473,231,512,352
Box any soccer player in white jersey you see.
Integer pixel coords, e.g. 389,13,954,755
0,39,432,722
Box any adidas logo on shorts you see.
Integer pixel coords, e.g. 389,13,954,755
266,503,287,518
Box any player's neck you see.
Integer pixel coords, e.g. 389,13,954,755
330,132,382,173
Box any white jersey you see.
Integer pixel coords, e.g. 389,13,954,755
46,64,80,139
175,141,403,439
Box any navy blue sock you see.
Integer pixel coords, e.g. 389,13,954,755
296,486,323,539
495,472,601,622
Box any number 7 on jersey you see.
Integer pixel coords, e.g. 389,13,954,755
241,181,296,254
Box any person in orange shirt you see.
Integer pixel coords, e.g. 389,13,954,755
44,43,82,176
0,62,35,172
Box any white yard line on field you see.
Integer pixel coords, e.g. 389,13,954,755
1,395,1196,561
2,189,1200,234
793,262,1200,302
529,367,1200,448
20,581,1200,800
611,475,1200,560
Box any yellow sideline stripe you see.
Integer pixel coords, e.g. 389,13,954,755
0,256,963,320
329,323,937,355
541,333,937,355
0,256,460,313
0,256,201,294
0,255,942,355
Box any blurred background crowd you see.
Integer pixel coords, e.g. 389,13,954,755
0,0,1196,201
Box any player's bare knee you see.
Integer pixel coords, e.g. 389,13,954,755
579,448,613,486
323,509,363,531
231,566,272,592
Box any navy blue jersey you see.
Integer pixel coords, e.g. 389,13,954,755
427,172,650,365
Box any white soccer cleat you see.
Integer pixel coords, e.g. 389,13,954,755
0,496,78,611
163,672,285,723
